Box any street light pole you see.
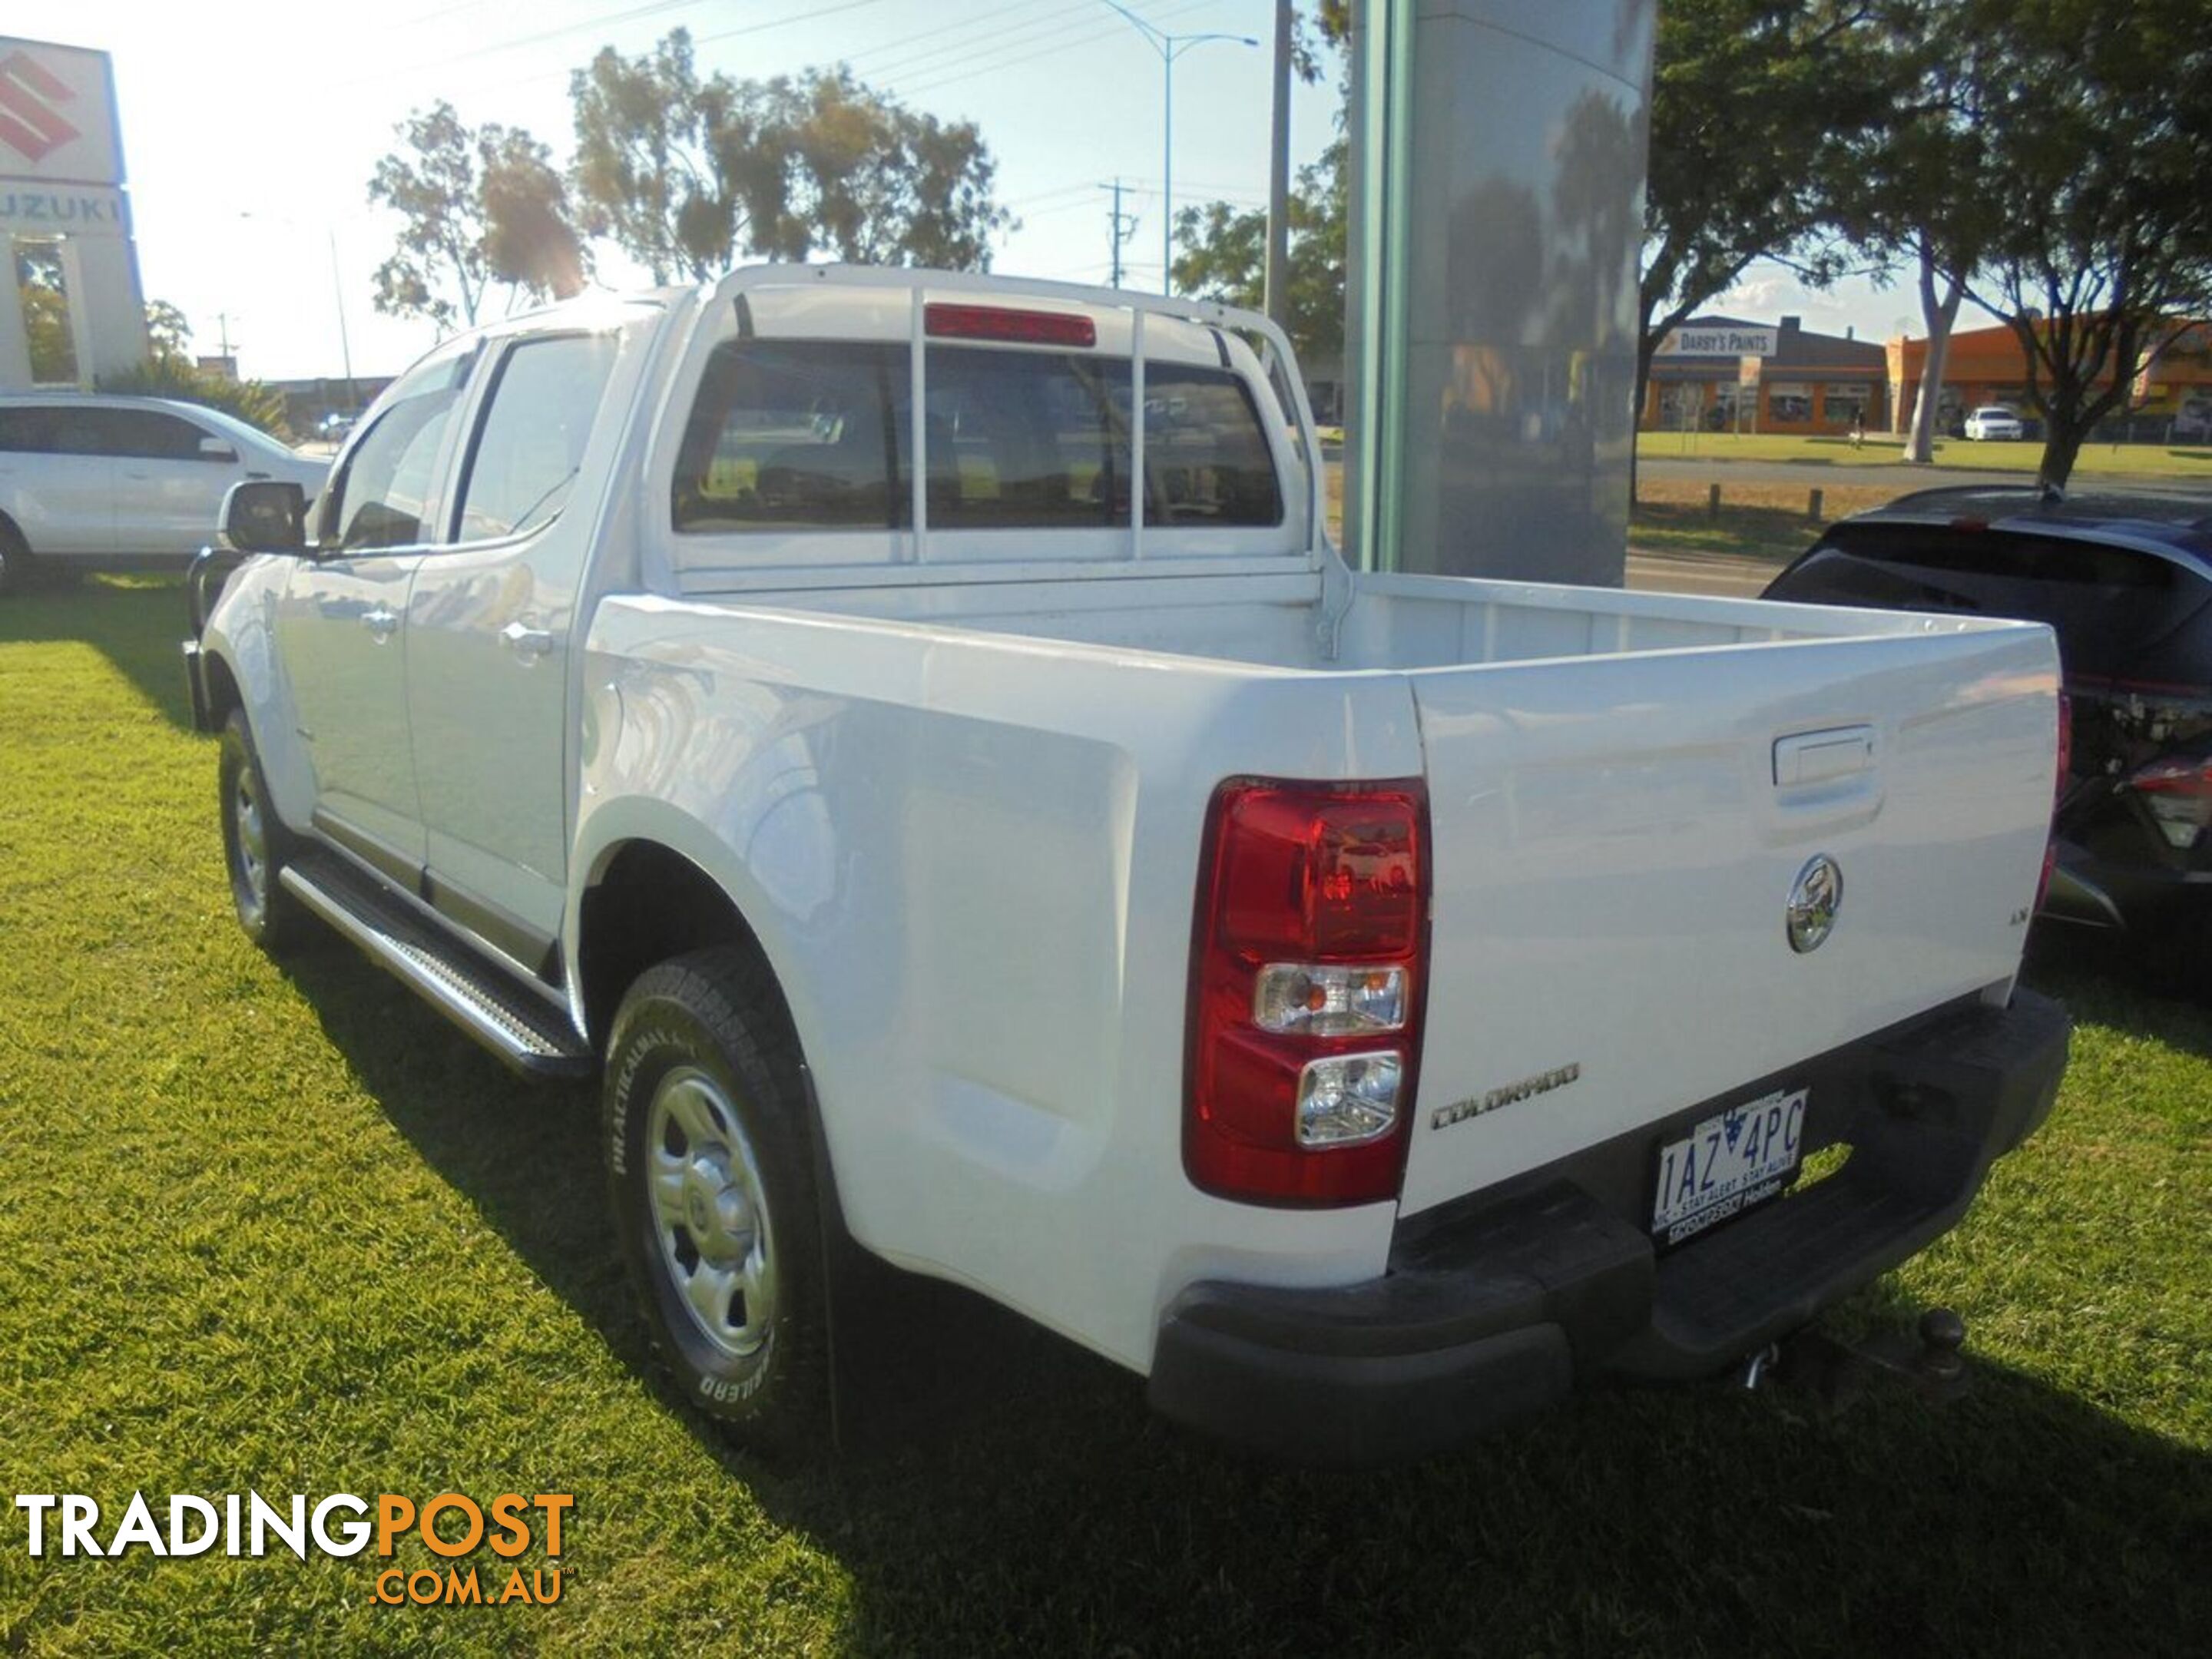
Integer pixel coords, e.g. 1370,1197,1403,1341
240,211,358,412
326,227,357,414
1098,2,1257,295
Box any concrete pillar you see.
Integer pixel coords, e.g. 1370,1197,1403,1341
1346,1,1656,585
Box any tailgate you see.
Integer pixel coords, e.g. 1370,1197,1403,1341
1399,623,2059,1218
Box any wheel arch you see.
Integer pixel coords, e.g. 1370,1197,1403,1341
573,833,803,1064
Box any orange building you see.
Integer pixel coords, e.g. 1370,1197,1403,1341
1886,316,2212,441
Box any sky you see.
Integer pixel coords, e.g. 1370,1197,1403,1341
33,0,1974,385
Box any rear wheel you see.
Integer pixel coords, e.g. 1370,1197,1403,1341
604,949,828,1456
219,709,307,951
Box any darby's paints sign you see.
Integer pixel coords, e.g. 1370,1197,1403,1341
1656,325,1778,359
0,38,124,187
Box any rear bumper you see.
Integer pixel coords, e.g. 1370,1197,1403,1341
1147,988,2070,1465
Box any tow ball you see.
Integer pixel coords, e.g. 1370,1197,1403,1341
1740,1306,1972,1409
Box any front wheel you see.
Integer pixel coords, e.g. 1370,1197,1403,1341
604,949,829,1456
219,710,307,951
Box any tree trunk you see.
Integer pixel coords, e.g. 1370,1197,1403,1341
1631,334,1657,506
2037,420,2088,492
1902,247,1964,464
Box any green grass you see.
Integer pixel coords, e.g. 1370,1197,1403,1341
1639,429,2212,478
2,580,2207,1656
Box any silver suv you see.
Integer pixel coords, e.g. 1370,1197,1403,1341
0,393,327,593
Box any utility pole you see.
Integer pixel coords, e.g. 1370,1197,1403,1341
1264,0,1293,329
214,312,237,359
1103,178,1139,287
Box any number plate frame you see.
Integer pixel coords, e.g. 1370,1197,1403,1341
1649,1086,1808,1248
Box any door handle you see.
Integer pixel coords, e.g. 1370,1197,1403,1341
362,606,400,637
500,621,555,658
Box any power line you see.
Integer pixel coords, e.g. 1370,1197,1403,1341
834,0,1068,70
861,2,1137,86
896,0,1229,99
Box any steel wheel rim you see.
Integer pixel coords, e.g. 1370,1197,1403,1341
232,768,268,909
645,1065,778,1361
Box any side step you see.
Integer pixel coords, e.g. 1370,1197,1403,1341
280,852,595,1080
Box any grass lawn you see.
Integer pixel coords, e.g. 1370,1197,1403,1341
1638,429,2212,480
2,580,2207,1656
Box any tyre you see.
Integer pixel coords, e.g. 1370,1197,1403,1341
603,949,828,1455
218,709,308,951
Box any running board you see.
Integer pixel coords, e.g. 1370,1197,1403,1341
280,853,594,1079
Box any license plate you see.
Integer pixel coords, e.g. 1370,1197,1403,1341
1650,1087,1807,1247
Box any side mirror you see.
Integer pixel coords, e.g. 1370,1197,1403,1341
220,479,309,555
199,435,240,462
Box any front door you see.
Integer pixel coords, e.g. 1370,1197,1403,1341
273,344,477,886
406,327,628,971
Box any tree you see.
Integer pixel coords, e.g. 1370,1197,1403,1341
1954,0,2212,487
1638,2,1903,449
570,29,1011,283
1171,140,1347,373
1171,7,1349,373
15,242,76,383
367,102,587,333
144,300,192,363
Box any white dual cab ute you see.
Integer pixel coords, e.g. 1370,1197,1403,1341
183,267,2070,1463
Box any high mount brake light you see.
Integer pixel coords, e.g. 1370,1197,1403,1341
1185,779,1430,1207
923,303,1097,348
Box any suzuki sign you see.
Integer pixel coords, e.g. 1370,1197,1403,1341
0,40,122,184
0,36,144,390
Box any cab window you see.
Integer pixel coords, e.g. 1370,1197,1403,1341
452,333,621,543
323,352,475,551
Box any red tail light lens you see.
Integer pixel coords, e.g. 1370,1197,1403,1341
1186,779,1429,1207
923,303,1096,348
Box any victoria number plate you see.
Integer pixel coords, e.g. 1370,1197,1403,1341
1650,1087,1807,1247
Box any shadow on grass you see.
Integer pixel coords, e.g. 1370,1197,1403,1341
273,933,2210,1657
0,574,198,729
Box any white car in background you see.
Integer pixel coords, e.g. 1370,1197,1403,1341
1962,406,2025,442
0,393,327,593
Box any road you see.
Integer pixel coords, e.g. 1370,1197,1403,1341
1625,547,1773,597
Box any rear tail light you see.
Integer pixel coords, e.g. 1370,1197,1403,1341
1186,779,1429,1206
2128,753,2212,849
2035,693,2072,910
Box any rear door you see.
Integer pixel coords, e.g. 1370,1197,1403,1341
406,324,631,971
1396,623,2059,1218
107,406,251,556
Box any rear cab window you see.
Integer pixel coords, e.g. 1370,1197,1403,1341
664,287,1294,572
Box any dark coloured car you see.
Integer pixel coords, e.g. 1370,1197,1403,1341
1764,486,2212,959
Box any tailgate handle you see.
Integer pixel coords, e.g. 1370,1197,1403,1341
1773,726,1876,788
